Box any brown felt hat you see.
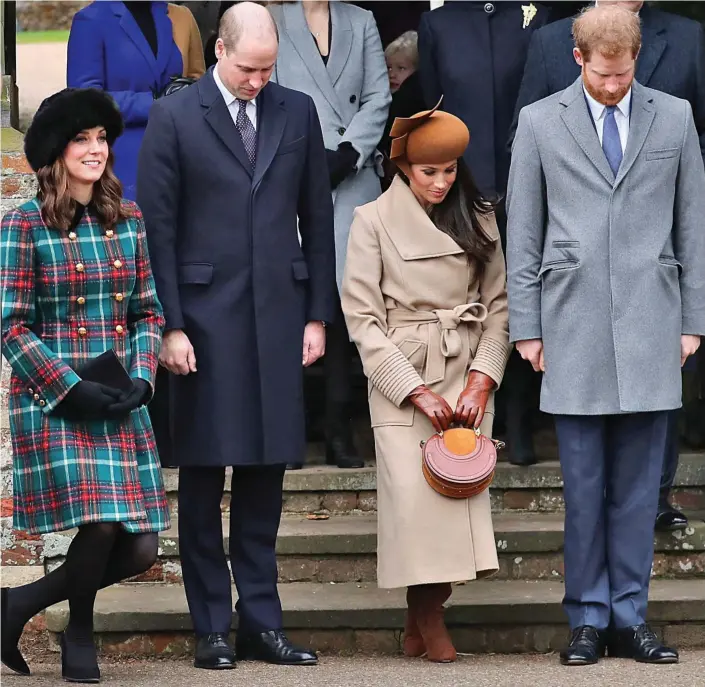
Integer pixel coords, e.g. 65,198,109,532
389,97,469,175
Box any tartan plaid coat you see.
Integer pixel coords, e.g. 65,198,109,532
0,197,170,534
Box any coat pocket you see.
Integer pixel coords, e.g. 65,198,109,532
658,255,683,276
538,259,580,276
277,136,306,156
646,148,679,161
178,263,214,285
368,339,427,428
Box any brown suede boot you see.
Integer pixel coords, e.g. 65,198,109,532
403,587,425,657
413,583,457,663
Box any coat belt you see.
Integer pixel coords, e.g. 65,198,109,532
386,303,488,384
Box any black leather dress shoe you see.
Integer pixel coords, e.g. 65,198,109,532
1,587,30,676
194,633,236,670
236,630,318,665
608,624,678,663
560,626,606,666
509,453,539,467
655,506,688,532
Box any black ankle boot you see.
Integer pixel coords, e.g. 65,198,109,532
325,408,363,469
60,631,101,683
1,587,30,675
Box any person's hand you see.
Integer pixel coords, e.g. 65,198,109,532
159,329,197,375
682,335,701,367
106,380,151,419
516,339,545,372
55,381,123,421
407,385,453,433
303,321,326,367
325,144,359,189
454,371,495,429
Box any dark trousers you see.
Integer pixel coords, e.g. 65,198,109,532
178,465,286,636
659,409,680,508
555,412,668,630
323,295,354,410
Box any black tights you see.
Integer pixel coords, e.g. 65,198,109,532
7,524,157,641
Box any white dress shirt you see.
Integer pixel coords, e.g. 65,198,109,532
584,87,631,153
213,65,257,130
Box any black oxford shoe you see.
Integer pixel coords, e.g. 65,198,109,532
608,624,679,664
655,506,688,532
236,630,318,665
194,633,236,670
1,588,30,676
560,626,606,666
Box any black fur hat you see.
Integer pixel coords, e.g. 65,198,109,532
24,88,124,172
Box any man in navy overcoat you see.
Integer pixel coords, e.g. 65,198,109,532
137,2,336,669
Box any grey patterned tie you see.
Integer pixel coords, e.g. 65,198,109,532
236,99,257,168
602,105,623,177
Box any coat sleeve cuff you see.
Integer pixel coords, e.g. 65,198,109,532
509,321,542,344
469,336,511,388
369,349,425,408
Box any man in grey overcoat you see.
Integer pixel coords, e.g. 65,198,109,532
507,5,705,667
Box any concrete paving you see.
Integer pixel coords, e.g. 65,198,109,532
3,653,705,687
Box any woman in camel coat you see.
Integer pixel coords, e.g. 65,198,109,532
342,103,510,663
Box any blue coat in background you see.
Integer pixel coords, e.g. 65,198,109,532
67,1,184,200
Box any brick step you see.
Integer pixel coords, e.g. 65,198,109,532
162,452,705,515
42,512,705,583
43,579,705,656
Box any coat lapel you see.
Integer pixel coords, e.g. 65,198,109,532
281,1,343,118
560,78,615,185
152,2,179,82
326,2,353,89
110,1,159,85
636,6,667,85
253,85,286,189
200,69,253,176
377,177,465,260
614,81,655,188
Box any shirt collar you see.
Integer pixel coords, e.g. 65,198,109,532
213,65,257,112
583,86,632,121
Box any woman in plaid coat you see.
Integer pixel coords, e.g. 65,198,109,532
0,88,169,683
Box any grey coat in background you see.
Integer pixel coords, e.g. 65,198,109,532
269,0,391,290
507,78,705,415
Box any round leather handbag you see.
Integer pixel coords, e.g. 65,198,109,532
420,427,504,499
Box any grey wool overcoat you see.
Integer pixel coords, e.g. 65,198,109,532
507,78,705,415
269,0,391,291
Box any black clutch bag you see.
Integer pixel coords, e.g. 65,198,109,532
78,350,135,394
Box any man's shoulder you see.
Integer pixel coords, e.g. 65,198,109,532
534,15,574,45
648,6,704,38
268,81,313,112
640,83,691,114
522,88,566,119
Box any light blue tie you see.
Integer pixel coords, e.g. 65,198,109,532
602,106,623,177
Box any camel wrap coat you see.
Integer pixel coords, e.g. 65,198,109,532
341,176,510,589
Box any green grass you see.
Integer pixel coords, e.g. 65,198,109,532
16,30,69,45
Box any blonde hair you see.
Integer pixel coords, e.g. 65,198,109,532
385,30,418,68
572,5,641,60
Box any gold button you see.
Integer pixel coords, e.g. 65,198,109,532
113,259,122,269
78,327,87,337
33,393,40,401
39,400,46,407
76,296,86,305
105,230,114,238
68,232,77,240
114,293,124,302
115,325,124,334
75,263,84,272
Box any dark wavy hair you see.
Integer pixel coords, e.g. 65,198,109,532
37,150,131,232
401,158,496,264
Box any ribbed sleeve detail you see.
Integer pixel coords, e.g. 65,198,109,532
469,336,511,388
370,349,425,408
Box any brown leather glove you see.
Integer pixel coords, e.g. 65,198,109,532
407,385,454,433
454,371,495,429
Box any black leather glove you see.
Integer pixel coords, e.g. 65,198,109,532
106,380,151,419
54,381,123,421
325,143,359,190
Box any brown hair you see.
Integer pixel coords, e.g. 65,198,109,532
37,151,131,232
572,5,641,61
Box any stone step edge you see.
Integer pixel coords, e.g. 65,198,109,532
41,513,705,560
161,453,705,493
44,579,705,634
